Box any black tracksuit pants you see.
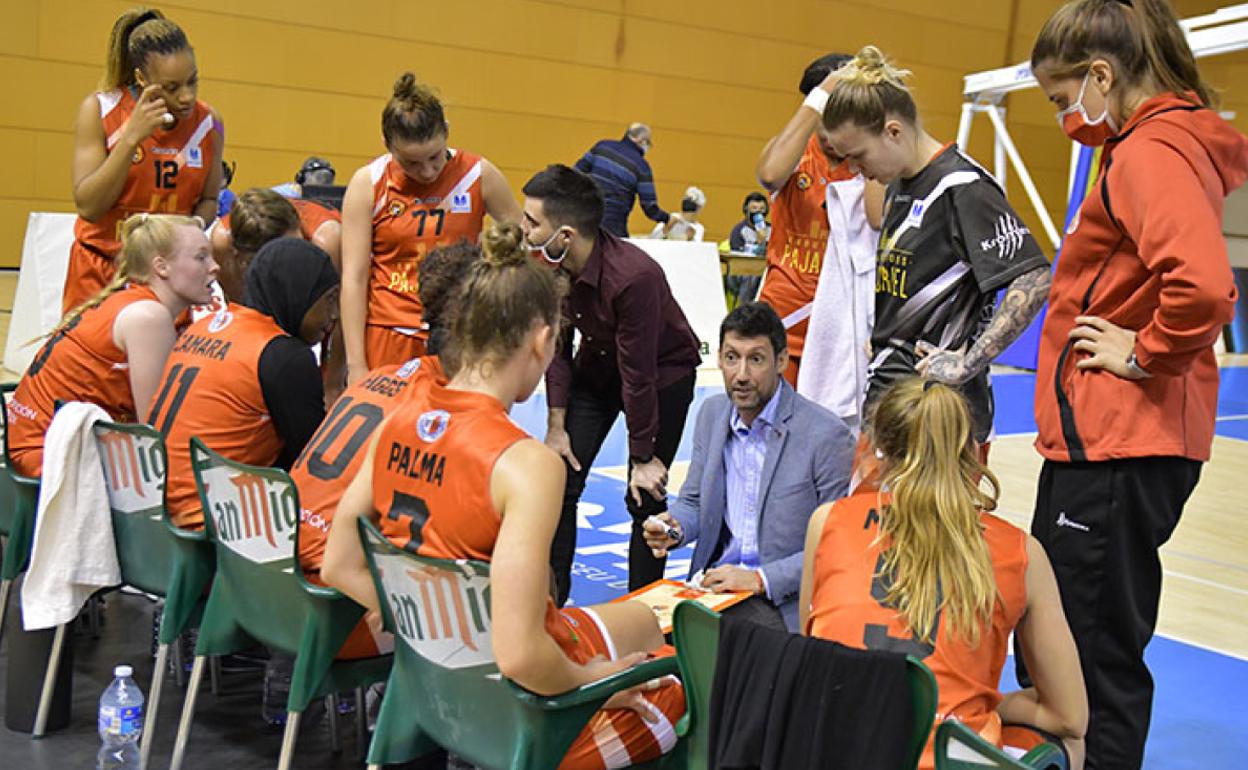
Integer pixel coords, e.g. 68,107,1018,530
1021,456,1201,770
549,372,696,606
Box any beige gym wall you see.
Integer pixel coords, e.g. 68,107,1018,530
5,0,1235,271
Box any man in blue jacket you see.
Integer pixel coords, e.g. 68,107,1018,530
574,123,682,237
643,302,854,631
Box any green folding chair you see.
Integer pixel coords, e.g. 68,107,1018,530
0,382,39,650
669,600,938,770
357,516,684,770
934,719,1068,770
171,438,391,770
89,420,214,768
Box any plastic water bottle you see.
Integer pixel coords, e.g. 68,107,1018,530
97,664,143,769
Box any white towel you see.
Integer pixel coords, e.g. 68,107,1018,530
796,174,880,432
21,402,119,631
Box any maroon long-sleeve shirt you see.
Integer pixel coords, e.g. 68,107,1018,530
545,230,701,459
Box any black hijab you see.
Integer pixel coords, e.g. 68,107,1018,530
242,237,339,337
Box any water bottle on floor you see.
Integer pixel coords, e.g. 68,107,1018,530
98,664,143,769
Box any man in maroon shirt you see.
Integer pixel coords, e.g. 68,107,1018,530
521,164,701,604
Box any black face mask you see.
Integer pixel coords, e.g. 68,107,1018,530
243,237,339,336
681,199,699,213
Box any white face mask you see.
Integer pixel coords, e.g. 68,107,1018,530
526,228,570,264
1055,72,1119,146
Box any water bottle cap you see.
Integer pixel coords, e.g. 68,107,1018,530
114,665,133,678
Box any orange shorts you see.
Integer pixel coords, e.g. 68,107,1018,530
63,241,116,315
365,325,426,371
555,607,685,770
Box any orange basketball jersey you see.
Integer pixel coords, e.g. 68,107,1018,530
294,355,445,574
366,150,487,331
806,491,1028,768
758,137,854,356
74,89,218,258
150,304,286,528
7,285,161,477
369,382,583,641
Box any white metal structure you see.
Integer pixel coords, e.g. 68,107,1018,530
956,4,1248,250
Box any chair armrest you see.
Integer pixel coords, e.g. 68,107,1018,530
507,655,680,711
164,521,208,543
1019,742,1068,770
300,581,345,601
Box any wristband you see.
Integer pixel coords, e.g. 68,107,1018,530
802,86,831,116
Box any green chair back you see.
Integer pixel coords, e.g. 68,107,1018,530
358,516,681,770
933,719,1068,770
190,438,389,713
0,382,38,581
670,599,938,770
670,601,720,770
91,421,214,643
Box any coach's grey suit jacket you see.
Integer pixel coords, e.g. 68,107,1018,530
669,379,854,631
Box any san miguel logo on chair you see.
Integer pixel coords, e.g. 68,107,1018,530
202,465,298,563
377,552,493,669
95,429,165,514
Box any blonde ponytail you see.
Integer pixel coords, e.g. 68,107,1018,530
823,46,918,133
869,379,1000,645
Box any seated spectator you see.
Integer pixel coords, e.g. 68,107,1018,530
725,192,770,306
799,379,1088,768
272,155,336,199
728,191,770,255
643,302,853,631
7,214,217,477
323,223,684,770
651,186,706,241
151,238,339,529
292,241,477,658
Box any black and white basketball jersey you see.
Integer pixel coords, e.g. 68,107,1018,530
867,145,1048,440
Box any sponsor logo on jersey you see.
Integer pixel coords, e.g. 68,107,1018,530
795,172,812,191
450,192,472,214
387,199,407,218
396,358,423,379
905,201,926,226
186,146,203,169
208,308,234,333
132,146,144,164
980,215,1031,261
416,409,451,443
422,196,442,206
151,147,179,156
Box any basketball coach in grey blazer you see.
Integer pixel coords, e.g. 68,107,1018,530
643,303,854,631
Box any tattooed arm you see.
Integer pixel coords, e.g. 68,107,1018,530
917,265,1052,385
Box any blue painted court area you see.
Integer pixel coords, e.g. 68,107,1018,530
508,365,1248,769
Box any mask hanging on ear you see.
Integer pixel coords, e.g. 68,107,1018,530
527,228,568,264
1056,71,1119,147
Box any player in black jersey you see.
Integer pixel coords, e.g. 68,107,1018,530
820,46,1052,445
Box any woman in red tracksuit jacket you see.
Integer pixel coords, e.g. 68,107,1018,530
1029,1,1248,768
